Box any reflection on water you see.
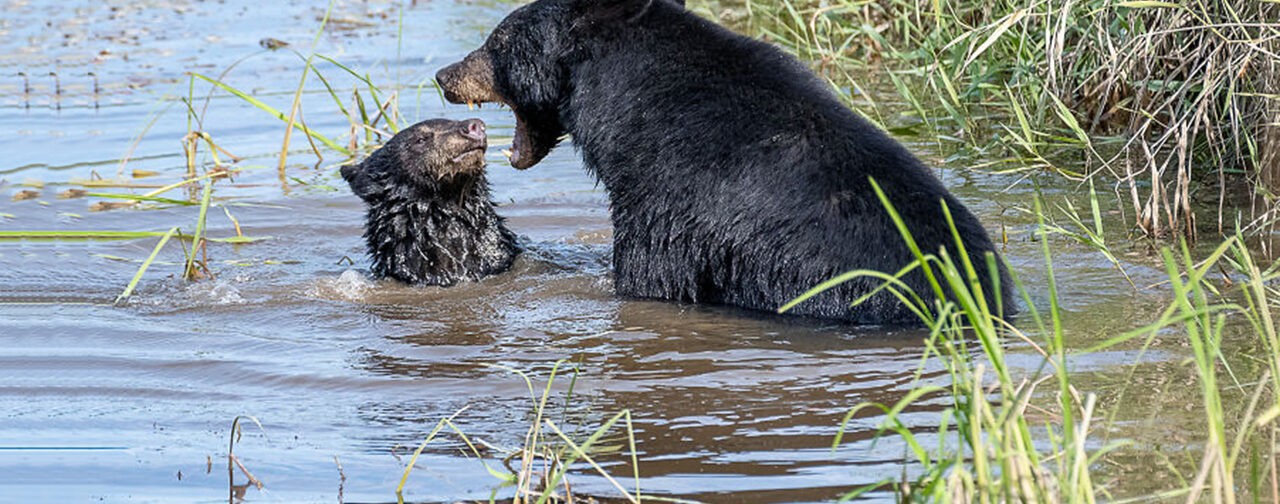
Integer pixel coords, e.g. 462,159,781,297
0,0,1188,502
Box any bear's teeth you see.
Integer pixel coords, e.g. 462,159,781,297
501,149,513,159
467,101,475,110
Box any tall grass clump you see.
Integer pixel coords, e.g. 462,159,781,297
696,0,1280,240
784,180,1102,501
783,178,1280,501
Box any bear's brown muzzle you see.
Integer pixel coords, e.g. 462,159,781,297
435,51,503,106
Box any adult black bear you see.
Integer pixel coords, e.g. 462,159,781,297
341,118,520,286
436,0,1013,324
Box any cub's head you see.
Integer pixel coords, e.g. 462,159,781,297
341,118,488,201
434,0,686,170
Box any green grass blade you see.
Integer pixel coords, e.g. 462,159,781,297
870,178,945,300
189,72,349,155
86,193,195,206
0,230,263,243
114,226,180,305
541,414,641,504
184,180,215,280
778,264,920,314
396,406,470,495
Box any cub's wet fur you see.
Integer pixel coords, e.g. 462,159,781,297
341,118,519,286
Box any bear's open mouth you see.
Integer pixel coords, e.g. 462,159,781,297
498,107,560,170
508,112,534,168
463,101,545,170
436,52,556,170
442,101,552,170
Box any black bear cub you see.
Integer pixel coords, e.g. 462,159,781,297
340,118,519,286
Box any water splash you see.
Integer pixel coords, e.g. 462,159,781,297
307,269,375,302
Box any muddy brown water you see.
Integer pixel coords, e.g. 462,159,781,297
0,1,1201,502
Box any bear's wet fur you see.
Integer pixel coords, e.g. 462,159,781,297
436,0,1013,324
341,118,519,286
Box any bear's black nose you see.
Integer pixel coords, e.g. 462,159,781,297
461,118,486,141
435,66,456,101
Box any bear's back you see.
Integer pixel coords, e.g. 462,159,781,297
564,0,1011,323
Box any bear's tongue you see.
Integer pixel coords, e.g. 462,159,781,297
508,113,535,170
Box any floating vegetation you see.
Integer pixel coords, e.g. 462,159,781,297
11,190,40,201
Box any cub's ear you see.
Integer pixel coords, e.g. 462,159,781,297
340,163,383,201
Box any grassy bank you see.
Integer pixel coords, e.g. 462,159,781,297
777,186,1280,502
692,0,1280,241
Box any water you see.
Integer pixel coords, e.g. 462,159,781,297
0,1,1192,502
